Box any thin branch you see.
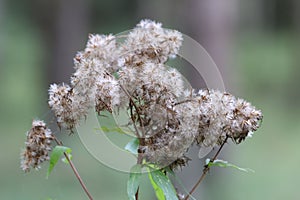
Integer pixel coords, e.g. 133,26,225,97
184,136,229,200
135,187,140,200
54,137,94,200
119,84,147,200
129,101,142,138
174,99,196,106
119,84,146,138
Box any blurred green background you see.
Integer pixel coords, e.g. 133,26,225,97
1,0,300,199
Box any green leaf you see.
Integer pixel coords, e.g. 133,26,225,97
125,138,139,155
165,168,197,200
97,126,110,132
47,145,72,178
148,170,165,200
127,165,142,200
96,126,130,134
114,127,130,134
149,169,178,200
61,153,72,164
205,159,254,173
112,71,119,79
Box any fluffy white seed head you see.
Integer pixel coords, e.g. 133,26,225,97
195,89,263,147
119,19,183,66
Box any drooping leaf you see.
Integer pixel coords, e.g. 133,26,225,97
96,126,130,134
125,138,139,155
61,153,72,164
127,165,142,200
97,126,110,132
114,127,127,134
149,169,178,200
148,170,165,200
165,168,197,200
47,145,72,178
205,159,254,173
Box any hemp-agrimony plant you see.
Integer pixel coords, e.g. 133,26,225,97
20,19,263,200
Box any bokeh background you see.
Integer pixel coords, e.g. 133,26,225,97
1,0,300,199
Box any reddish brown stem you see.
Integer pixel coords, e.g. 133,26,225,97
184,136,229,200
54,137,93,200
135,187,140,200
119,85,145,199
119,84,145,137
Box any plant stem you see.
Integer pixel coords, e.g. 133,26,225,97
135,187,139,200
119,84,145,138
129,101,142,138
119,85,146,200
54,137,94,200
135,137,145,200
184,136,229,200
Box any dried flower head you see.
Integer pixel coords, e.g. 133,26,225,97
141,88,262,168
195,89,263,147
143,99,201,167
71,34,118,97
48,83,90,130
119,19,183,66
95,75,121,114
20,120,54,172
44,19,263,170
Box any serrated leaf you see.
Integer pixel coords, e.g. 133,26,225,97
125,138,139,155
47,146,72,178
127,165,142,200
149,169,178,200
205,159,254,173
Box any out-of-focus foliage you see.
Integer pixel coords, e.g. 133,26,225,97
1,0,300,199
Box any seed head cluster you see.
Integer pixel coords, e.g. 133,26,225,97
194,89,262,146
20,120,54,172
27,19,263,170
